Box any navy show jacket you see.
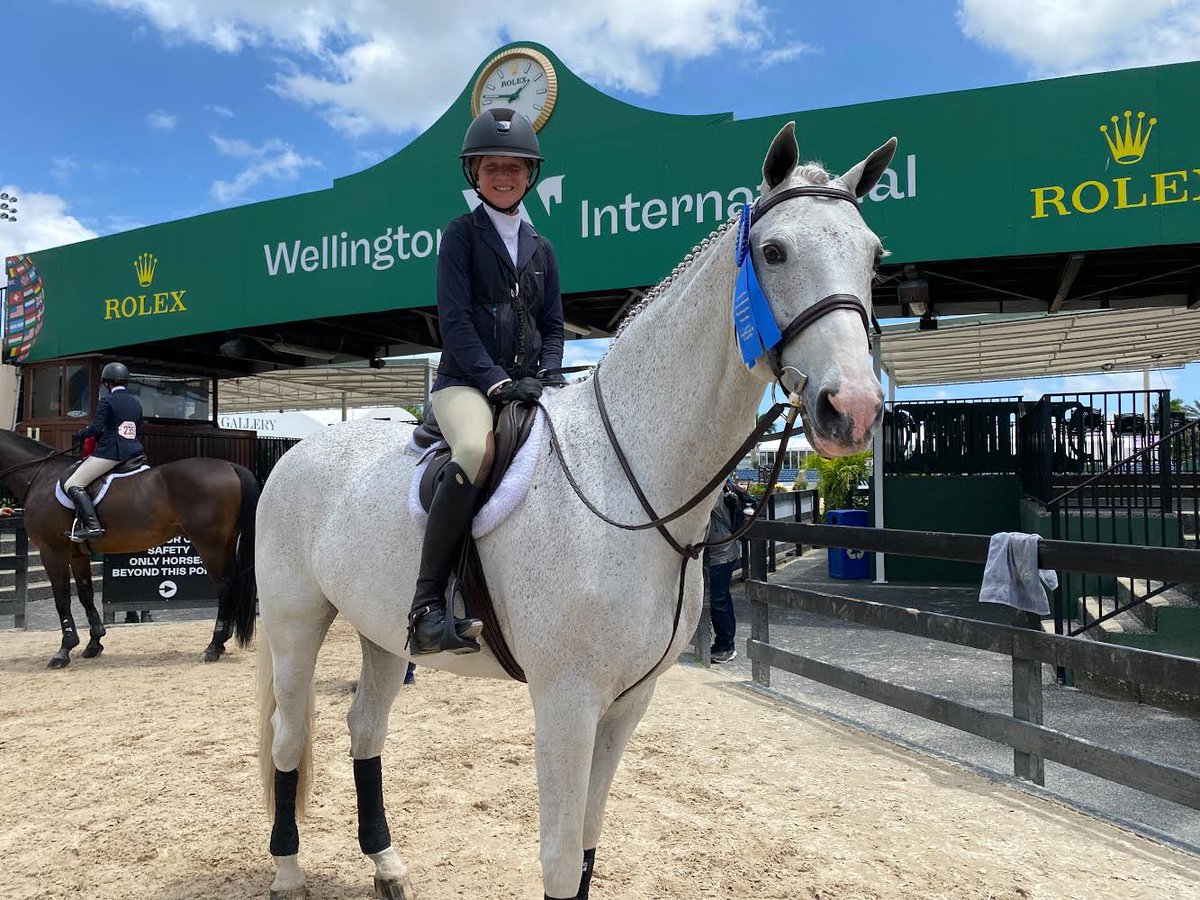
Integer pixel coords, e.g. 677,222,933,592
79,387,145,461
433,204,564,393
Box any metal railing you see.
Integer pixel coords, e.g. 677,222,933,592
885,397,1023,476
256,436,302,485
741,520,1200,810
1021,390,1172,502
1050,417,1200,638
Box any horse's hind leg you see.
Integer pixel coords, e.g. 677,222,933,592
264,598,336,899
578,682,656,899
69,551,107,659
191,534,234,663
348,634,414,899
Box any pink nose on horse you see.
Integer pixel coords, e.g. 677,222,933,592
817,382,884,445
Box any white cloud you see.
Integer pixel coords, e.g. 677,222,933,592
958,0,1200,75
204,103,235,118
0,187,98,264
755,42,816,69
209,134,322,203
83,0,785,135
146,109,178,130
51,157,79,186
562,338,610,370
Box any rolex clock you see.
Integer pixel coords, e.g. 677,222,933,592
471,47,558,132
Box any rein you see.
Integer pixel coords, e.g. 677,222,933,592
0,448,75,504
539,367,799,701
538,182,875,700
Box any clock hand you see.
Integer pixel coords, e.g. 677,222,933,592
510,82,528,101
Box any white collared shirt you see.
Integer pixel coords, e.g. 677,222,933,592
483,203,521,267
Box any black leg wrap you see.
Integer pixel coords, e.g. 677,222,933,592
269,768,300,857
578,848,596,900
353,756,392,855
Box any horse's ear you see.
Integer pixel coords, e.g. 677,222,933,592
762,121,798,191
840,137,898,198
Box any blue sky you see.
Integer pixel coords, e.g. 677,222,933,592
4,0,1200,411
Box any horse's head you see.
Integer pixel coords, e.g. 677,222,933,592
746,122,896,457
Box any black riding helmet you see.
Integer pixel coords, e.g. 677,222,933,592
461,108,543,214
100,361,130,387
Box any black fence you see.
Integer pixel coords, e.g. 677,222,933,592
1049,417,1200,637
0,516,29,628
739,520,1200,810
884,396,1022,476
256,436,302,485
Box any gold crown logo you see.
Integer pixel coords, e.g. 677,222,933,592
1099,110,1156,165
133,252,157,287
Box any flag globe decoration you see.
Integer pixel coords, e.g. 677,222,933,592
4,255,45,362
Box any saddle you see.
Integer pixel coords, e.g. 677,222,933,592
413,403,537,682
58,454,150,501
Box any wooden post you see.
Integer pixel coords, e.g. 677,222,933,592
1012,652,1045,784
749,537,770,687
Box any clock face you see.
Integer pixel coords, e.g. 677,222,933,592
471,48,558,132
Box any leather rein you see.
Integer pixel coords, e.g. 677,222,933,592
540,184,876,701
0,448,75,505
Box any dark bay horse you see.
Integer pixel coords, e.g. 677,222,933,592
0,429,257,668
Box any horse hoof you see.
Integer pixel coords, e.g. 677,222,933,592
81,641,104,659
47,654,70,669
269,890,307,900
374,876,410,899
202,644,224,663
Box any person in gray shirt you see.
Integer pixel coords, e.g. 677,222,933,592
705,478,754,662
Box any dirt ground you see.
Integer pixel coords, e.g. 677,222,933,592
0,620,1197,900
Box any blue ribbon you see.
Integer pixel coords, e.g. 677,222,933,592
731,203,781,368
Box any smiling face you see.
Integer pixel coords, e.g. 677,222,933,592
475,156,532,212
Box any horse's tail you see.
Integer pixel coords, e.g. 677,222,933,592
258,631,315,820
231,463,259,648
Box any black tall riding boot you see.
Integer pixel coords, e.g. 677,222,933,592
65,486,104,542
407,461,484,655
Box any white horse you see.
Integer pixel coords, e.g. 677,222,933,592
253,122,896,899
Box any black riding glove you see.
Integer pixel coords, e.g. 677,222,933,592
492,377,542,406
537,369,568,387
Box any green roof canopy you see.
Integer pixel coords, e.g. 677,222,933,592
7,43,1200,373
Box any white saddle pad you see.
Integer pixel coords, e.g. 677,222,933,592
407,409,545,539
56,465,150,509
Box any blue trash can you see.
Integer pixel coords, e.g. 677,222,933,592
825,509,870,579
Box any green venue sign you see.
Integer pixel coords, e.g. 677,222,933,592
7,42,1200,364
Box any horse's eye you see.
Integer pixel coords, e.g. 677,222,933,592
762,244,785,264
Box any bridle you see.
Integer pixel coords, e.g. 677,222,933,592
0,448,74,505
749,184,877,390
540,183,880,700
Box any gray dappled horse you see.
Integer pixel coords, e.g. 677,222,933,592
253,122,895,899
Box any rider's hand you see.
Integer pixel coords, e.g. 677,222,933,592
537,369,568,387
492,377,542,406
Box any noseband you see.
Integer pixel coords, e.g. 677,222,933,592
748,184,877,387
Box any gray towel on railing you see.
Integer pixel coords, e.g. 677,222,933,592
979,532,1057,616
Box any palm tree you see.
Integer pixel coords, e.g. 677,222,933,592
812,450,872,513
1183,399,1200,422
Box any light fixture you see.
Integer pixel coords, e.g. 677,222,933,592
368,357,386,369
562,321,592,337
1101,362,1115,371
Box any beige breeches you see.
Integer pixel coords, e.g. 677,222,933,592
431,386,495,484
64,455,119,490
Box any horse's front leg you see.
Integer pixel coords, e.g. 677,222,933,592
579,681,656,899
69,551,106,658
43,549,80,669
348,635,413,899
532,681,602,900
